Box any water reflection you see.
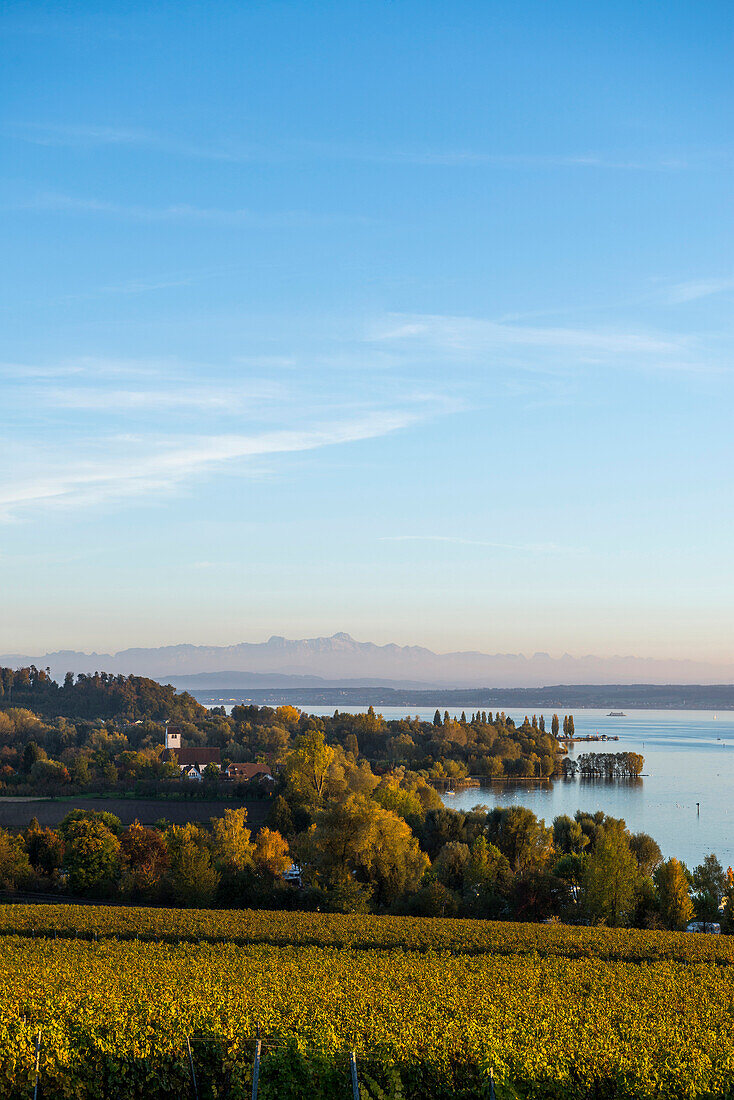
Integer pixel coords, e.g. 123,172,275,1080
217,700,734,868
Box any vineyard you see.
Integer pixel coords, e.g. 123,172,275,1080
0,905,732,1098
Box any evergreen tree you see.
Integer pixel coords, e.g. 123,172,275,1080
539,715,545,732
23,741,44,772
551,714,560,738
433,709,442,727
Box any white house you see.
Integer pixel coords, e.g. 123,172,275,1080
181,764,203,782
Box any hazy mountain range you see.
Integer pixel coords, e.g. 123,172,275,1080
3,632,734,688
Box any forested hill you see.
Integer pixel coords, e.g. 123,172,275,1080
0,667,205,721
200,682,734,710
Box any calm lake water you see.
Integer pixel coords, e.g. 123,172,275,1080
280,705,734,869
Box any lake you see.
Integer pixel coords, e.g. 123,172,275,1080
275,704,734,869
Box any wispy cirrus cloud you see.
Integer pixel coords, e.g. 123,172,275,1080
372,312,682,356
8,122,695,172
8,191,367,227
369,311,711,374
8,122,271,162
0,355,184,381
380,535,584,555
0,407,424,520
661,276,734,304
299,141,691,172
45,384,282,412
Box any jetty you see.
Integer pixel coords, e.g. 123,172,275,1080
561,734,619,743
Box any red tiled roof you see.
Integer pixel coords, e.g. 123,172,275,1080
226,762,272,779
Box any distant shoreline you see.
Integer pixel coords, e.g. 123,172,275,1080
185,683,734,711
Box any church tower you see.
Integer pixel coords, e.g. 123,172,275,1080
165,723,181,750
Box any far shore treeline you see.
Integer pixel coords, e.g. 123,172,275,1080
0,666,729,929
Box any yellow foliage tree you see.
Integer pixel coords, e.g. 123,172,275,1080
210,807,254,874
254,827,291,878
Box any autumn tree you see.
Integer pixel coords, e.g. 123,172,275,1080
254,827,291,878
655,857,694,930
417,808,468,860
297,794,428,908
268,795,294,837
629,832,663,877
433,841,470,892
461,835,512,917
284,728,341,809
464,835,510,892
274,705,301,729
63,818,121,897
583,820,639,926
0,829,33,889
553,852,588,911
553,814,589,855
26,826,64,877
485,806,554,874
344,733,359,757
210,807,254,874
692,853,727,924
119,821,169,899
166,824,220,907
721,867,734,933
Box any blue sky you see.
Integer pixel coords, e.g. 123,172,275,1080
2,1,733,659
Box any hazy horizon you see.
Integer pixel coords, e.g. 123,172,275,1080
7,630,734,690
3,2,733,662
